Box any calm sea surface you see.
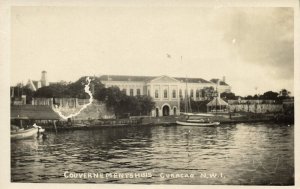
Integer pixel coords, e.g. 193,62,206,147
11,123,294,185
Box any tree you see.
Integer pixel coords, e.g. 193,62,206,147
244,95,253,100
11,85,34,104
190,99,209,113
201,86,215,100
260,91,279,100
279,89,291,98
34,83,67,98
221,92,237,100
34,86,55,98
34,76,105,99
96,86,155,117
66,76,105,98
22,86,34,104
136,95,155,115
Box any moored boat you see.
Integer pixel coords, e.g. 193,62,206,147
176,120,220,126
11,127,40,140
11,119,45,140
176,113,221,127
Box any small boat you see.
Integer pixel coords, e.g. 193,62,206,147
73,123,90,128
176,120,220,126
11,127,40,140
176,113,220,127
11,123,45,140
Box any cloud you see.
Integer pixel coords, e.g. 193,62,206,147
221,8,294,80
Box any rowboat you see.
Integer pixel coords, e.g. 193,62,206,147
11,123,45,140
11,127,40,140
176,120,220,126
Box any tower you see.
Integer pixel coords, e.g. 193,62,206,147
41,70,48,87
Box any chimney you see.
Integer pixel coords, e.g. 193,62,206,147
41,70,48,87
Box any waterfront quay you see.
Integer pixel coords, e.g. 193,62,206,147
11,103,293,132
25,113,294,132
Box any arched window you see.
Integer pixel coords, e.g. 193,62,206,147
164,89,168,98
190,89,194,98
136,89,141,96
172,90,176,98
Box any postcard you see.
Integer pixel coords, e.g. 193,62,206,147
0,0,299,188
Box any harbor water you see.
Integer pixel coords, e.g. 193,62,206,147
11,122,294,185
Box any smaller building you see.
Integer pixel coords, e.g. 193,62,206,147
206,97,229,113
210,77,231,94
26,71,49,91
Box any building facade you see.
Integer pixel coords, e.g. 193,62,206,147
99,75,231,117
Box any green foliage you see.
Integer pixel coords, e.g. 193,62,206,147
221,92,237,100
180,98,210,113
135,95,156,115
260,91,279,100
32,77,155,117
279,89,290,98
11,85,34,104
190,99,210,112
34,76,105,98
34,83,67,98
244,89,291,102
201,86,215,99
97,87,155,117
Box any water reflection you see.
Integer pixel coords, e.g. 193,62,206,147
11,123,294,185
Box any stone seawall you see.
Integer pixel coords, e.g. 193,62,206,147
32,98,115,120
52,101,115,120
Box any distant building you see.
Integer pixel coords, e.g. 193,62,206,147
210,77,231,93
99,75,231,117
26,71,49,91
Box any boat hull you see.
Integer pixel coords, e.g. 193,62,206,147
11,128,39,140
176,121,220,126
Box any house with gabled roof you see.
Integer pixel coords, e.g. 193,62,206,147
26,71,49,91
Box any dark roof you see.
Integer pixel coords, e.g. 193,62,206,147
11,105,61,120
210,79,229,86
174,77,210,84
100,75,210,83
99,75,155,82
207,97,229,106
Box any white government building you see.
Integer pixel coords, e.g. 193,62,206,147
99,75,231,117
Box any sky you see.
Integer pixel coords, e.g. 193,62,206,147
11,6,294,96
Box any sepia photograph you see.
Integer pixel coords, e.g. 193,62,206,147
0,0,299,188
